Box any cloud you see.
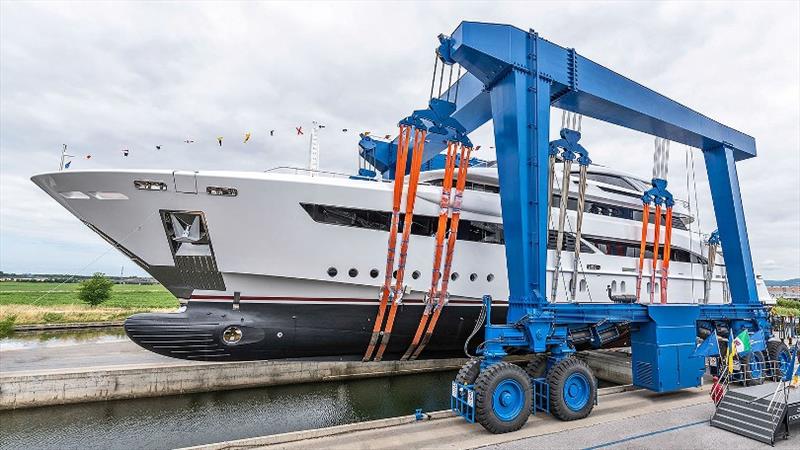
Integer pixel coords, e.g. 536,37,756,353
1,1,798,279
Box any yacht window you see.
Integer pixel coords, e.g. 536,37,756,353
586,173,637,191
586,236,706,264
625,178,651,192
300,203,592,252
429,178,499,193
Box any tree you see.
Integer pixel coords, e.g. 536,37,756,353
78,272,113,307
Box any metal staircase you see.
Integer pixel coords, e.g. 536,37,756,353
711,388,788,445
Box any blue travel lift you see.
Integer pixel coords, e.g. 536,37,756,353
363,21,794,434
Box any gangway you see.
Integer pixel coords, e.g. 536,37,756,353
361,21,795,435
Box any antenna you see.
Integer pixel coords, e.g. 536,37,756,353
308,121,321,176
59,144,74,171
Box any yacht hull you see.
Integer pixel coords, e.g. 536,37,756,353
31,168,756,361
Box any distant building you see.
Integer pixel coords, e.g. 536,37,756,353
768,285,800,299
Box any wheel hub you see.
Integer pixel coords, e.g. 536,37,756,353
492,379,524,422
563,372,590,412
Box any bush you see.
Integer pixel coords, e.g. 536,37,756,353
42,312,65,323
776,298,800,311
0,315,16,338
78,273,113,307
772,306,798,317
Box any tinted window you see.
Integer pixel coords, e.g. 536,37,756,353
300,203,592,252
586,237,706,264
586,173,637,191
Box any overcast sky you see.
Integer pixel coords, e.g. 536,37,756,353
1,1,798,280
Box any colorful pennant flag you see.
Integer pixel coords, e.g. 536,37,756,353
184,139,194,144
156,145,162,150
342,128,348,132
217,137,223,147
296,127,304,135
122,149,129,156
244,132,251,143
733,330,751,354
269,130,275,136
86,154,92,159
64,161,71,169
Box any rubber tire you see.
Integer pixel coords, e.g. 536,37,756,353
526,354,548,379
745,351,765,386
456,357,482,385
547,357,597,421
767,340,791,381
474,362,532,434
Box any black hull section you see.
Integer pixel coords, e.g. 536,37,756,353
125,301,631,361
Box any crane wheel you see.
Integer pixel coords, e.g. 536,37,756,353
525,353,548,378
548,356,596,421
474,362,532,433
767,340,791,381
456,357,482,385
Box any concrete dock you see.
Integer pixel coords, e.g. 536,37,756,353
188,384,797,450
0,338,632,410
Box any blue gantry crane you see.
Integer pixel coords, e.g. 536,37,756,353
362,21,793,433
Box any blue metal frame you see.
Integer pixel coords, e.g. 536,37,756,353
451,381,476,423
366,20,772,424
531,378,549,414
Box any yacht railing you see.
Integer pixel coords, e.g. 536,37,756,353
265,166,390,182
265,166,441,185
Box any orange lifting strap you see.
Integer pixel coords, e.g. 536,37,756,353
635,203,650,302
362,125,411,361
366,127,428,362
405,144,473,360
401,141,459,361
660,206,674,304
650,204,662,304
635,202,675,304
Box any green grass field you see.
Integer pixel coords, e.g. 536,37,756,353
0,281,179,328
0,281,178,308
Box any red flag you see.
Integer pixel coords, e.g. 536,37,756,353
296,127,304,135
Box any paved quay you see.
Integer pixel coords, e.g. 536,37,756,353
190,384,797,450
0,344,468,410
1,338,632,410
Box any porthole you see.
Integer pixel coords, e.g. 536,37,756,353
579,279,587,292
611,280,617,293
412,270,421,280
620,281,626,293
451,272,459,281
487,273,495,282
469,273,478,282
370,269,379,278
327,267,338,277
348,268,358,278
222,326,243,345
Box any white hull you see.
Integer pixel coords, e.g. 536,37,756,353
32,167,770,307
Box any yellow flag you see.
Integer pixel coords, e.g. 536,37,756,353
244,132,251,143
727,339,734,373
